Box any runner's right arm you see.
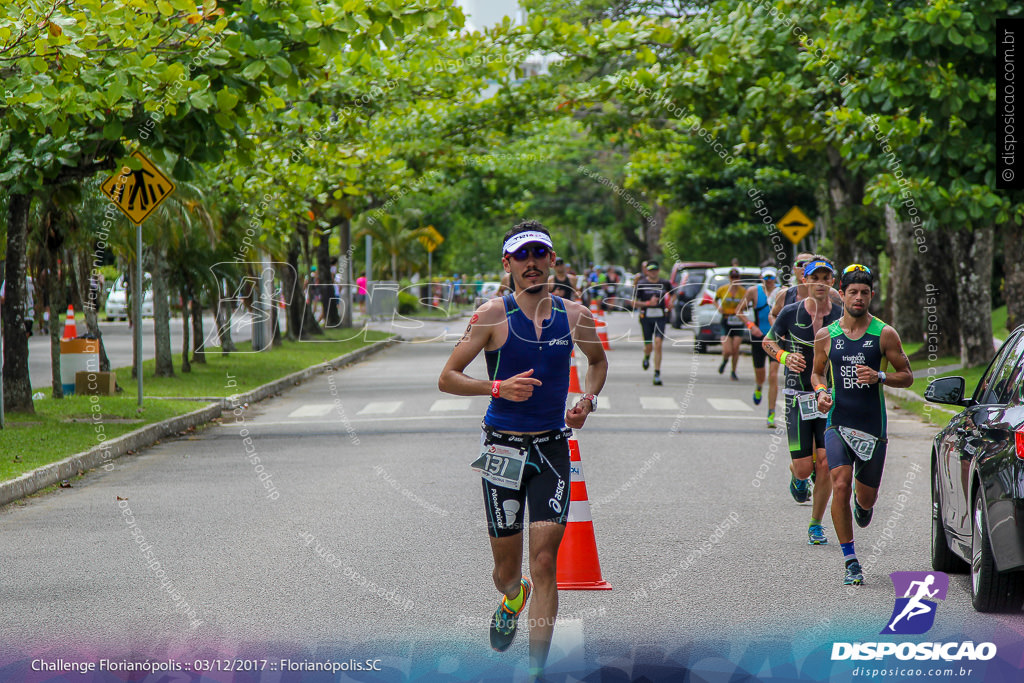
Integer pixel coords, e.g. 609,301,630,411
438,300,540,401
811,327,832,412
769,285,788,323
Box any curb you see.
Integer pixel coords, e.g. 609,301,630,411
0,337,398,509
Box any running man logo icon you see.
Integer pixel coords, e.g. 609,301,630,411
881,571,949,635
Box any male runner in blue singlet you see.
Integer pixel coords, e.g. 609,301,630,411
439,220,608,677
811,264,913,586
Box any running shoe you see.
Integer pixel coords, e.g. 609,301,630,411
490,577,533,652
766,411,775,429
789,473,810,503
854,497,873,528
718,358,727,374
653,371,663,386
642,355,650,371
753,387,762,405
808,524,828,545
730,371,738,381
843,559,864,586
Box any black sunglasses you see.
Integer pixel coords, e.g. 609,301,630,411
506,245,550,261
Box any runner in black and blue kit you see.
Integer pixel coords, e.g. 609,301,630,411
762,258,842,546
811,264,913,586
439,220,608,677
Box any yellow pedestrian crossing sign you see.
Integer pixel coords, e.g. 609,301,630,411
778,207,814,245
418,225,444,253
100,151,176,225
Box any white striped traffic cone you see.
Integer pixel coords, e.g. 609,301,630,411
556,437,611,590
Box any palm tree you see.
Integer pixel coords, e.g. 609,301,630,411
354,208,433,281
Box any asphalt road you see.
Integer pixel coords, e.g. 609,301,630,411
2,311,1021,681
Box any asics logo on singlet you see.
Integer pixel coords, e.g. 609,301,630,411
549,478,566,513
548,338,570,346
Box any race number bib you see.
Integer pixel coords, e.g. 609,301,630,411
727,315,741,325
837,426,879,461
645,307,664,318
797,392,827,420
471,440,527,490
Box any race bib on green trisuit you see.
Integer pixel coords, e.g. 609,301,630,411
797,392,827,420
837,426,879,461
472,441,527,490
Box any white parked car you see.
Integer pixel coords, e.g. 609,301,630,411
105,273,154,321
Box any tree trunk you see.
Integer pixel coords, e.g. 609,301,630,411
152,244,174,377
47,258,66,399
952,225,995,366
1003,220,1024,335
645,203,667,259
2,194,34,413
916,228,961,360
179,286,191,373
216,277,236,355
318,223,341,328
883,204,923,341
339,217,353,328
826,146,880,268
74,251,110,371
191,291,206,363
284,240,303,341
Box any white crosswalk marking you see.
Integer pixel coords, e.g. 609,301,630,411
357,401,403,415
287,404,335,418
430,398,472,412
707,398,753,412
639,396,679,411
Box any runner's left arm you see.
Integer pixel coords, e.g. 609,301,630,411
859,326,913,388
735,286,763,338
566,304,608,429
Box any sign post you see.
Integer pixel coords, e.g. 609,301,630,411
100,151,176,410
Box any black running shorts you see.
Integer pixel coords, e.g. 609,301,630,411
640,315,666,343
785,393,827,460
825,427,888,489
480,425,572,538
751,339,769,369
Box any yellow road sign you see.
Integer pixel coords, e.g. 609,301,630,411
418,225,444,253
778,206,814,244
100,151,176,225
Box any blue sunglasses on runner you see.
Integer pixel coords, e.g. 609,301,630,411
802,260,836,278
506,244,550,261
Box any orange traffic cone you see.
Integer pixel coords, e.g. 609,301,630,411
595,316,611,351
590,300,600,316
557,437,611,590
62,305,77,340
568,348,582,393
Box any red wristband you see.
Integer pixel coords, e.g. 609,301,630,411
491,380,501,398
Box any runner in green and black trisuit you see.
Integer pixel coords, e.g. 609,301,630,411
811,264,913,586
762,257,842,546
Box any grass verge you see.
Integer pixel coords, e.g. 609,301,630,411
2,327,391,482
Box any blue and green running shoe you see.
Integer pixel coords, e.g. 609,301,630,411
844,560,864,586
753,387,763,405
808,524,828,545
789,473,810,503
490,577,533,652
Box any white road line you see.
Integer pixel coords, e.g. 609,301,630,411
238,414,922,427
356,401,403,415
639,396,679,410
287,404,336,418
707,398,754,412
546,617,584,675
430,398,473,412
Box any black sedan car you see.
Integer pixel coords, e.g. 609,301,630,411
926,326,1024,612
